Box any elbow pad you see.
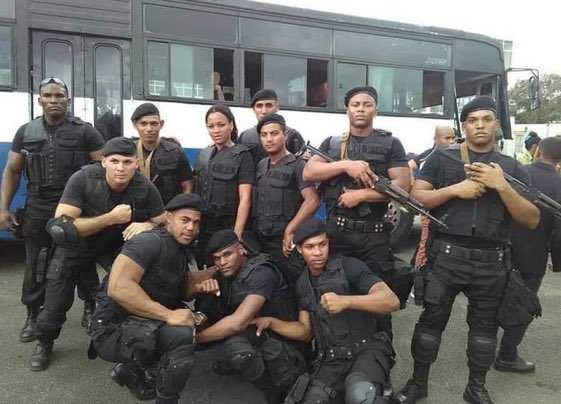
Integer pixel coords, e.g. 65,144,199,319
46,215,81,247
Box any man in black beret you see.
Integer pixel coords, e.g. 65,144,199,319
252,113,320,286
29,136,166,371
90,193,220,403
131,103,194,204
303,85,410,338
0,77,105,344
253,217,400,403
238,89,305,166
394,96,540,404
195,229,305,403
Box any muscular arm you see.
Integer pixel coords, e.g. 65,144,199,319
285,187,320,239
346,281,400,314
352,166,412,203
497,183,540,229
108,254,175,322
233,183,252,238
303,155,351,182
55,203,118,237
196,294,265,343
0,152,24,225
184,266,218,298
411,179,458,209
254,311,312,342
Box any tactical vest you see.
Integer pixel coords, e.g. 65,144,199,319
432,145,519,243
323,130,394,219
22,116,90,194
81,163,153,222
147,138,185,204
253,155,303,237
220,253,296,321
299,257,380,350
139,227,189,309
194,144,249,217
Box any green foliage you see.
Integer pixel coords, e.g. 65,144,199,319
510,74,561,124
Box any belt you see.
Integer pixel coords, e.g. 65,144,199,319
432,240,505,263
317,334,388,362
329,215,386,233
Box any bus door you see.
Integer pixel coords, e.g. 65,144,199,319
31,31,130,140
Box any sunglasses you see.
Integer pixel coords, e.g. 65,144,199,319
39,77,69,93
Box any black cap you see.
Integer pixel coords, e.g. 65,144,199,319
257,113,286,133
131,103,160,122
206,229,240,255
165,193,202,212
524,131,542,150
251,89,278,107
293,218,327,245
344,86,378,107
459,96,497,122
101,137,137,157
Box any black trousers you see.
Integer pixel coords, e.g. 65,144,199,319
35,248,100,342
413,242,507,375
22,216,99,311
498,271,544,360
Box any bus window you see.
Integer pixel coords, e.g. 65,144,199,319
0,26,13,87
455,70,498,110
147,41,233,101
244,52,328,108
336,63,444,114
94,45,122,140
43,41,73,97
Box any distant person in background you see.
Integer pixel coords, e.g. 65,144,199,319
238,89,305,166
408,126,456,175
516,131,541,164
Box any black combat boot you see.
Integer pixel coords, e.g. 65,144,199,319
110,362,156,401
81,300,96,332
392,379,427,404
20,307,39,343
29,340,53,371
494,356,535,373
463,373,494,404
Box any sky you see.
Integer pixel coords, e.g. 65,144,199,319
257,0,560,77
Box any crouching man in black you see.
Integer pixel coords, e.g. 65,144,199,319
90,193,219,404
196,229,307,403
253,218,400,404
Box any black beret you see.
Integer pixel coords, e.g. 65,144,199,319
459,96,497,122
101,137,137,157
524,131,542,150
293,218,327,245
251,89,278,107
344,86,378,107
131,102,160,122
165,193,202,212
206,229,240,255
257,113,286,133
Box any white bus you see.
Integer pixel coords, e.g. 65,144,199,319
0,0,536,240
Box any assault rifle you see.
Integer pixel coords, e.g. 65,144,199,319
439,150,561,220
302,142,448,229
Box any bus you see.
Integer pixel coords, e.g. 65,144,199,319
0,0,534,240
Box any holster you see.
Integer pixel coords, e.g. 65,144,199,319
497,269,542,327
413,266,426,306
120,316,163,363
285,373,312,404
35,246,52,283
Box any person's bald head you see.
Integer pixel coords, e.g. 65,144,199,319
434,126,456,146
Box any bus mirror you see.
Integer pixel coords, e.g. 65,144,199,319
528,75,540,111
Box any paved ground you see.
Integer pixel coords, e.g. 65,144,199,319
1,227,560,404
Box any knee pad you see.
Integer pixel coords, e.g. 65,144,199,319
229,350,265,382
262,338,306,389
303,379,336,404
157,345,195,398
345,372,380,404
467,334,496,371
411,326,441,364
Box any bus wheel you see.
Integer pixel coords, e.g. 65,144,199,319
385,202,415,246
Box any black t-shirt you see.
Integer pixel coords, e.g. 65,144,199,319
119,231,163,271
296,256,381,311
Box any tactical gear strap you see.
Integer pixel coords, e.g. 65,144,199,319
340,131,350,160
460,142,471,164
137,138,161,181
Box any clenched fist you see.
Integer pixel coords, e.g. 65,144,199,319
320,292,350,314
110,204,132,225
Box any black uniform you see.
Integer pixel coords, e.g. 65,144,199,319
136,137,193,204
408,144,529,391
252,154,312,285
35,163,164,344
238,125,305,167
198,254,305,399
11,116,104,313
287,256,394,404
91,227,197,400
193,144,254,264
498,161,561,360
319,130,408,279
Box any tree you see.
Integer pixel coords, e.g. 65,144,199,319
509,73,561,124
